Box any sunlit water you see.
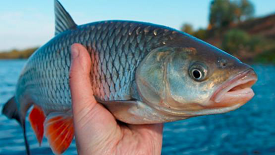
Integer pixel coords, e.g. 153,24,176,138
0,60,274,155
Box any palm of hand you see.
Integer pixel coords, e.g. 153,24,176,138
70,43,163,155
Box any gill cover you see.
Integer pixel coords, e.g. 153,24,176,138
136,47,200,112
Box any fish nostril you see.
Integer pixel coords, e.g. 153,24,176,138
218,59,228,68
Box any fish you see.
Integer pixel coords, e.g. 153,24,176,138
2,0,258,154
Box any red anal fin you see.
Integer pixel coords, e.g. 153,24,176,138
44,112,74,154
29,105,46,145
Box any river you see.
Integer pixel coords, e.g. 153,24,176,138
0,60,274,155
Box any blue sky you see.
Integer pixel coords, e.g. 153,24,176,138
0,0,274,51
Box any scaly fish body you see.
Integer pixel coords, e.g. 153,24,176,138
17,20,178,114
2,0,258,154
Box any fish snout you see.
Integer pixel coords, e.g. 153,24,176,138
209,68,258,108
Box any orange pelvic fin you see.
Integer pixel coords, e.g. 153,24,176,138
44,112,74,154
29,105,46,145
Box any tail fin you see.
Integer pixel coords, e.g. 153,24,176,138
2,96,30,155
2,96,21,124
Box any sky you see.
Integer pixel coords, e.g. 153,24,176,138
0,0,274,51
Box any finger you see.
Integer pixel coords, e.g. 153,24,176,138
70,43,115,123
70,43,96,114
69,43,119,153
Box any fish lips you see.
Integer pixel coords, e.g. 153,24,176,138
209,69,258,108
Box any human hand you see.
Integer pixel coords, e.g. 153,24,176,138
69,43,163,155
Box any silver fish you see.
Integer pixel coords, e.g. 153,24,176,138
2,0,258,154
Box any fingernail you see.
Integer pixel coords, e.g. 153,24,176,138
71,46,79,59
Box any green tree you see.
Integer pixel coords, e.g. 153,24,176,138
209,0,254,29
181,23,194,35
222,29,249,54
235,0,254,22
222,29,263,55
255,48,275,64
209,0,236,28
193,29,207,40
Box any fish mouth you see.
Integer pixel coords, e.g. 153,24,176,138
210,69,258,108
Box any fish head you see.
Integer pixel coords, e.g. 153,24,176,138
136,43,257,117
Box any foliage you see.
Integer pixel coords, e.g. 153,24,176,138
0,47,38,59
181,23,208,40
246,35,264,52
209,0,254,29
255,48,275,64
181,23,194,35
209,0,235,28
235,0,255,22
222,29,265,56
193,29,207,40
222,29,250,54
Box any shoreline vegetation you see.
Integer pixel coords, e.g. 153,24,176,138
0,0,274,64
0,47,38,59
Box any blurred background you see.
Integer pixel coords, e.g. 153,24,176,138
0,0,274,155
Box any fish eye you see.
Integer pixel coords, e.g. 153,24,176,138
188,63,208,81
192,69,202,79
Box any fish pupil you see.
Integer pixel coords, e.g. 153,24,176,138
193,69,201,79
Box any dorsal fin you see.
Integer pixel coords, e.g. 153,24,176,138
54,0,77,35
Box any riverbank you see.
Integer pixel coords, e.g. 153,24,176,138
0,45,274,64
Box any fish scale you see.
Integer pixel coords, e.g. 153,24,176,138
16,20,177,113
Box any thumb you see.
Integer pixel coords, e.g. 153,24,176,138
69,43,95,114
69,43,119,153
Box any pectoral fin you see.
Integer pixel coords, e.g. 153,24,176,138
44,112,74,154
100,100,168,124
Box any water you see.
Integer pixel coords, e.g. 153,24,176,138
0,60,274,155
